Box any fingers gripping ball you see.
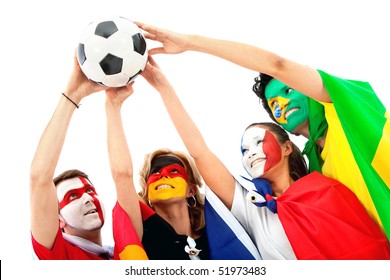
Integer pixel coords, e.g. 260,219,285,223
77,16,148,87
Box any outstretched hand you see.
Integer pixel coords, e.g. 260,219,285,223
64,53,104,101
141,56,171,91
105,82,135,108
135,22,189,55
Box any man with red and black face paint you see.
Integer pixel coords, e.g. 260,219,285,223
30,55,147,260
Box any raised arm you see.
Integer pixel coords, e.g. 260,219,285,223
136,22,330,103
30,55,103,249
105,84,143,239
141,57,236,209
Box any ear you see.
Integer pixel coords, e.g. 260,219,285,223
59,214,66,229
187,184,196,197
284,140,293,156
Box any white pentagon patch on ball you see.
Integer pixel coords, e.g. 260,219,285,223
77,16,148,87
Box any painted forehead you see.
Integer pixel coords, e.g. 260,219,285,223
56,176,93,202
242,126,279,146
242,126,267,142
150,155,184,174
264,79,289,98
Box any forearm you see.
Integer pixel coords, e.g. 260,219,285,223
187,35,279,74
30,93,80,183
105,104,143,239
187,35,329,102
158,85,236,208
158,84,207,159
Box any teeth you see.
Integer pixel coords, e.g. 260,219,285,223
156,184,174,190
285,108,299,119
85,209,97,215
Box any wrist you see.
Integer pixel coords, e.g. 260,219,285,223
61,92,81,109
63,89,82,104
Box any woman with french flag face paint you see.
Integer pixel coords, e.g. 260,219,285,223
241,126,282,179
57,176,105,232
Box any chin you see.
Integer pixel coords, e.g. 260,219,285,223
250,170,264,179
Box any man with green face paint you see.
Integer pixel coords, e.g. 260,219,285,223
254,73,328,173
135,22,390,244
264,79,310,132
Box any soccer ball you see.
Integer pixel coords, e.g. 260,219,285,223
77,17,148,87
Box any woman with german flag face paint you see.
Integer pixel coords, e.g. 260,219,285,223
137,149,210,260
146,156,189,203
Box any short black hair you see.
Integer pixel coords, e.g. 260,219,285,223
252,73,276,122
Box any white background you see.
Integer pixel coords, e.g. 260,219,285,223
1,0,389,278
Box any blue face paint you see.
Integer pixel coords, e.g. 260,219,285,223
274,105,282,118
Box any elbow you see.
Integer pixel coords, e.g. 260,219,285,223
111,169,134,183
30,162,54,191
268,54,288,77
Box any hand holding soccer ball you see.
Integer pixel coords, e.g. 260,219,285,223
77,16,148,87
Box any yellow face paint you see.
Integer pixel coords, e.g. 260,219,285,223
267,96,290,124
265,79,310,132
148,176,188,202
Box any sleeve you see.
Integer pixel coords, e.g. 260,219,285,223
112,202,149,260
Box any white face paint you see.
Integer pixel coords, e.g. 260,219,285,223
241,126,282,179
57,177,105,231
241,127,267,178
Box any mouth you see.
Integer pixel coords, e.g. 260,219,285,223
251,158,265,168
284,107,300,119
84,209,98,216
155,184,174,190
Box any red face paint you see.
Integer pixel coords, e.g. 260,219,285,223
147,164,188,186
58,177,104,223
263,130,282,173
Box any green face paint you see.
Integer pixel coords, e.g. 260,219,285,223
265,79,309,132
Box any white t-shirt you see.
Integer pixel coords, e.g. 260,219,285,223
231,180,296,260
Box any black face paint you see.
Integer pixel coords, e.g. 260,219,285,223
149,156,184,175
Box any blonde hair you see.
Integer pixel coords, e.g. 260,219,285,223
139,148,206,233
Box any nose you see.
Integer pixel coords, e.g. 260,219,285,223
248,149,257,159
81,192,94,204
278,98,289,109
160,169,170,178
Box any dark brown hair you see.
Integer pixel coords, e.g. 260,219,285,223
53,169,91,186
252,73,276,122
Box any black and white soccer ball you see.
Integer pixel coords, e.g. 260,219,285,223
77,17,148,87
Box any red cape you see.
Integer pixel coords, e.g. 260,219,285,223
277,172,390,259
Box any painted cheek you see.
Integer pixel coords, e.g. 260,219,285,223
91,195,104,223
268,97,289,124
147,164,188,186
263,131,282,172
148,177,188,201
